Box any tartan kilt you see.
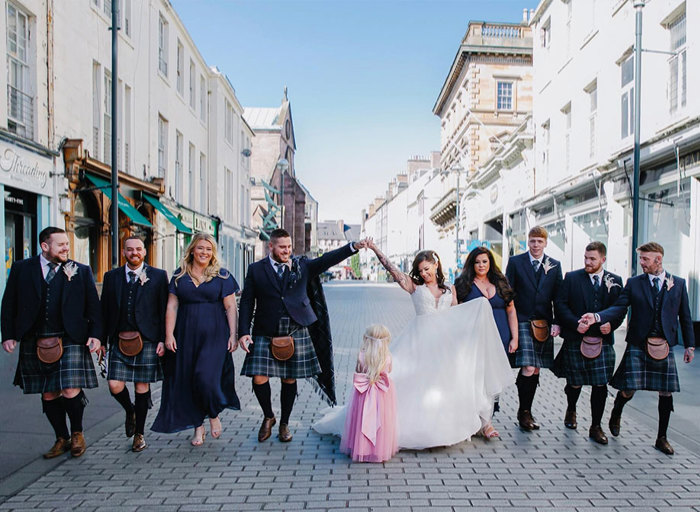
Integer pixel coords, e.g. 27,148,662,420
552,339,615,386
611,344,680,393
241,316,321,379
512,321,554,369
16,338,98,394
107,341,163,383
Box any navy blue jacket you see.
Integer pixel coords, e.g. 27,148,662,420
101,264,169,346
598,273,695,348
238,243,356,337
555,268,624,345
1,255,102,344
505,252,562,324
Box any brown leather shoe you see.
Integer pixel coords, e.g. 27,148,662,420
518,410,540,431
132,433,147,452
278,423,293,442
564,410,577,429
589,425,608,445
70,432,86,457
43,438,70,459
609,411,621,437
125,411,136,438
258,417,276,442
655,436,674,455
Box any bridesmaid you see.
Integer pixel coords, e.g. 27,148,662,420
152,233,240,445
455,246,518,436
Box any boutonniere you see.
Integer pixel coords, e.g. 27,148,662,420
138,270,150,286
603,274,621,292
541,257,556,275
287,257,302,288
62,261,78,282
665,275,674,291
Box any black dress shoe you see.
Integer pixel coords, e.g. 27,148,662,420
564,410,577,429
125,411,136,438
609,411,621,437
518,410,540,431
589,425,608,445
278,423,293,442
258,417,276,442
655,436,674,455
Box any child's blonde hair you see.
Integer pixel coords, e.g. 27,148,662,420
360,324,392,383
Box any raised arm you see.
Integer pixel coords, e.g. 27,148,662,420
369,239,415,294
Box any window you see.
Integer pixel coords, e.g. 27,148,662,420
588,84,597,158
562,104,571,173
123,0,131,37
225,168,233,220
104,70,112,166
188,143,195,208
668,12,686,114
124,85,131,173
225,100,233,144
92,62,101,158
175,131,183,202
157,115,167,178
199,153,207,212
240,184,246,225
189,60,196,109
620,55,634,139
540,17,551,48
541,120,550,182
176,40,184,95
116,79,122,171
200,75,206,121
103,0,112,17
6,2,33,139
565,0,572,54
158,16,168,76
497,81,513,110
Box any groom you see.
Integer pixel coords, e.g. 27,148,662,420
238,228,366,442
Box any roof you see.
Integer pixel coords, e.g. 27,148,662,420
317,221,347,241
345,224,361,241
243,108,281,130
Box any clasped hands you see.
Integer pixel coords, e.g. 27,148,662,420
577,313,611,335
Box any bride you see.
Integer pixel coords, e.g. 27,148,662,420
314,240,514,449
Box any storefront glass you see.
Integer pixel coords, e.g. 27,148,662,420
73,192,99,275
542,220,566,262
4,186,36,277
571,209,609,268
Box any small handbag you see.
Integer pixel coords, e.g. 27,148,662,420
271,336,295,361
530,319,550,342
580,336,603,359
118,331,144,357
646,337,669,361
36,336,63,364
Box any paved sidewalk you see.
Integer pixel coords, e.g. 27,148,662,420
1,282,699,511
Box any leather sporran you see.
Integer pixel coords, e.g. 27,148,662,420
36,336,63,364
580,336,603,359
646,337,669,361
118,331,144,357
271,336,295,361
530,319,550,342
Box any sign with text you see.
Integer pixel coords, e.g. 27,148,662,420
0,142,53,195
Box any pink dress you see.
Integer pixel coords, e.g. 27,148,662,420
339,352,398,463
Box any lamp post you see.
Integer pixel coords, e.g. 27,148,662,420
110,0,120,268
631,0,645,277
276,158,289,230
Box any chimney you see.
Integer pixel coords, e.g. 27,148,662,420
523,8,528,23
430,151,441,169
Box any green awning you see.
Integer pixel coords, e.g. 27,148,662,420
85,174,152,228
143,193,193,234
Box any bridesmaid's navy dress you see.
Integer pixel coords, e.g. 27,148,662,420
463,284,511,352
152,270,240,433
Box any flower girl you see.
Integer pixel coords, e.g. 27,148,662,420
339,324,398,462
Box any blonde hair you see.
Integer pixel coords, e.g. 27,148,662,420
360,324,392,383
174,233,226,285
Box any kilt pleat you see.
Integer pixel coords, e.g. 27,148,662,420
610,344,680,393
107,341,163,383
552,339,615,386
17,339,98,394
513,321,554,369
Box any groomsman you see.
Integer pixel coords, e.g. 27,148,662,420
100,236,168,452
581,242,695,454
1,227,102,458
553,242,623,444
505,226,562,430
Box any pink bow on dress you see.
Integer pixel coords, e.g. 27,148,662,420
353,372,390,446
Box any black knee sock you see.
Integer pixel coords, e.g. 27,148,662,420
62,391,87,433
42,398,69,439
565,384,582,412
134,391,152,435
280,381,297,425
110,388,134,414
253,381,274,418
590,385,608,427
657,395,674,438
612,391,633,416
517,373,539,412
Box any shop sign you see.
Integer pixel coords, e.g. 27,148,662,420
0,143,52,195
681,149,700,171
194,213,217,236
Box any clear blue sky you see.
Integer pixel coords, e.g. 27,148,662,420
173,0,541,224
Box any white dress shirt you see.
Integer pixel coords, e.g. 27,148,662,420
125,262,145,282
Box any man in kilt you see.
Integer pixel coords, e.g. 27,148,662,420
1,227,102,458
100,236,168,452
553,241,623,444
238,228,365,442
505,226,562,431
582,242,695,455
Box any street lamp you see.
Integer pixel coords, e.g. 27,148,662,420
631,0,644,276
442,163,466,269
276,158,289,229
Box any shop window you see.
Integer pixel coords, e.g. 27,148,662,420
73,192,99,276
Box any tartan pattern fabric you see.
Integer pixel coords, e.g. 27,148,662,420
552,339,616,386
241,316,321,379
513,321,554,369
16,339,98,394
611,344,680,393
107,341,163,383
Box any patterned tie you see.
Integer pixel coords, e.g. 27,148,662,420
531,260,540,273
46,262,58,283
652,277,661,295
276,263,285,279
592,274,600,292
128,271,137,284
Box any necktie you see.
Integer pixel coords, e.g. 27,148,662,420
532,260,540,273
652,277,660,295
276,263,285,279
46,262,58,283
592,274,600,292
128,271,137,284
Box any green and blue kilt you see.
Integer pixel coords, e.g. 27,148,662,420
107,340,163,383
610,344,680,393
552,339,615,386
513,321,554,369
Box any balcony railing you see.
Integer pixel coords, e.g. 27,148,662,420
464,22,532,49
7,85,34,140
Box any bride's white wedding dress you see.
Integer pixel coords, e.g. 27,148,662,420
314,285,515,449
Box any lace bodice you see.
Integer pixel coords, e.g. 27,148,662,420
411,285,453,316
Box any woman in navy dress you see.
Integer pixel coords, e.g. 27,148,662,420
152,233,240,445
455,247,518,437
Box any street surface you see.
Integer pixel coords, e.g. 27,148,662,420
1,282,699,511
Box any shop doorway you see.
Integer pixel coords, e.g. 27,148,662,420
4,187,36,277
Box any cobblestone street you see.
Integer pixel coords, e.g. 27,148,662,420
1,282,700,511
